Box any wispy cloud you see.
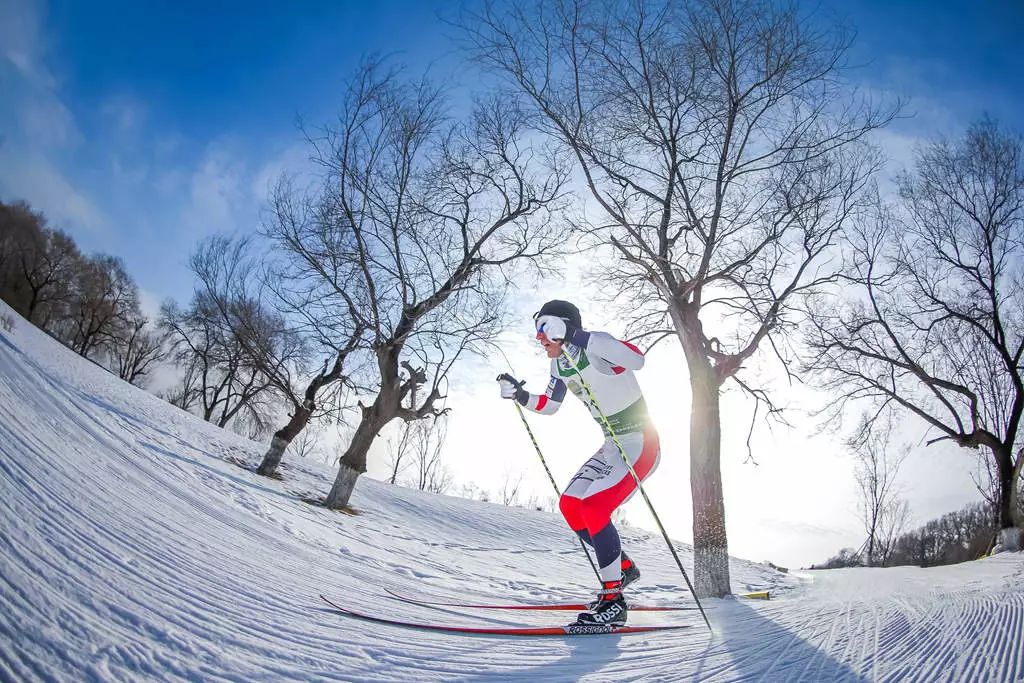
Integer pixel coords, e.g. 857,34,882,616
0,0,52,88
0,156,103,230
183,143,251,236
0,0,100,232
100,94,148,136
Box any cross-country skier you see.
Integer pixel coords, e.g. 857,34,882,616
497,300,660,626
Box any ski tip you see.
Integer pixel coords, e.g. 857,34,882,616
740,590,770,600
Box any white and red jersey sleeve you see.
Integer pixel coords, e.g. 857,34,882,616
587,331,645,373
517,371,567,415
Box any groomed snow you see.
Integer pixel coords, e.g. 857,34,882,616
1,302,1022,682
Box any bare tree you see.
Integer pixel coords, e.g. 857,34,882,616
108,314,168,386
467,0,894,595
291,423,325,460
290,60,567,509
846,413,910,566
254,183,368,478
457,482,491,503
160,360,203,411
60,255,141,360
408,416,452,494
160,296,278,429
185,235,348,477
804,119,1024,551
0,201,80,327
384,419,417,484
499,470,524,506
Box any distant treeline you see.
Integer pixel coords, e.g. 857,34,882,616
0,200,166,384
0,199,292,440
813,501,997,570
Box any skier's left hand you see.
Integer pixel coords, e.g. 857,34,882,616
535,315,572,343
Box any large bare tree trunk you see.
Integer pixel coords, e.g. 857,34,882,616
673,306,731,597
257,356,348,476
689,362,730,597
1014,454,1024,527
995,446,1022,550
324,404,386,509
257,403,312,476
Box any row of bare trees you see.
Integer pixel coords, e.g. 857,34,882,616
0,200,166,385
815,500,998,569
845,413,911,567
384,416,453,493
804,117,1024,552
158,59,568,508
800,115,1024,570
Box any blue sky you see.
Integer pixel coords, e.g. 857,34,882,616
2,0,1022,566
2,0,1021,308
1,0,464,309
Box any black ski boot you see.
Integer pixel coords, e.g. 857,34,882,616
576,580,628,626
620,552,641,590
588,554,640,610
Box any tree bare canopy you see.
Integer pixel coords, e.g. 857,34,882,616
254,162,370,478
0,201,80,328
803,118,1024,546
59,255,141,360
277,59,568,509
408,416,452,494
108,315,168,386
846,412,910,566
160,237,306,436
161,294,277,431
185,235,349,471
466,0,894,596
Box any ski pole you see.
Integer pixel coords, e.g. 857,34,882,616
502,375,603,584
560,348,712,631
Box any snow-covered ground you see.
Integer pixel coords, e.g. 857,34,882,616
1,303,1022,682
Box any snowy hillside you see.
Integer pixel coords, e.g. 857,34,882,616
1,302,1023,682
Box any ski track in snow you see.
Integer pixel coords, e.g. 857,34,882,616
1,300,1023,682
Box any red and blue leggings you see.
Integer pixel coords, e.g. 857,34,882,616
558,424,660,582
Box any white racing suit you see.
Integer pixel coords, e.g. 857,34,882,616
517,329,660,582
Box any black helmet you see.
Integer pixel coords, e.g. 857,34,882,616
534,299,582,329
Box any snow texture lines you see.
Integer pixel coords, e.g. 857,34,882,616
1,300,1024,681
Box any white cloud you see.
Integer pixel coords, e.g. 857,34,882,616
184,145,250,236
0,153,104,231
0,0,100,235
0,0,53,89
100,94,147,136
18,94,79,149
1,0,78,150
251,143,312,201
136,287,164,321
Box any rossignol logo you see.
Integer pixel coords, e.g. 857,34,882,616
591,602,624,623
565,623,614,635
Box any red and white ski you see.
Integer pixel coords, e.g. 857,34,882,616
383,587,700,612
320,595,692,637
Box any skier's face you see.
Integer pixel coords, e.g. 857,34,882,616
536,331,563,358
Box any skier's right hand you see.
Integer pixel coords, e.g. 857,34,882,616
496,373,525,400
